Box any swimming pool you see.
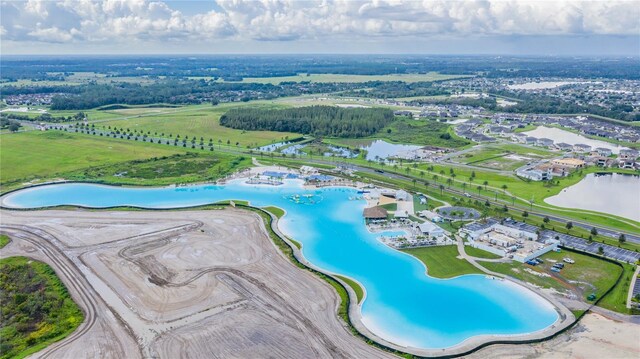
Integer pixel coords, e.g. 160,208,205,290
1,180,559,350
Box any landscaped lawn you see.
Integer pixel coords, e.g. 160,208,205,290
453,147,507,165
263,206,285,219
596,262,636,314
335,275,364,304
464,246,502,259
401,245,484,279
379,203,397,211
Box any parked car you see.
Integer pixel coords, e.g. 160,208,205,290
563,257,575,264
553,263,564,269
550,267,561,273
526,260,538,266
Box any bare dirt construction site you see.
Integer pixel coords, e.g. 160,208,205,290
468,312,640,359
0,208,393,359
1,208,639,358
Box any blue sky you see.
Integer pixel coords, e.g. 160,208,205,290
1,0,638,56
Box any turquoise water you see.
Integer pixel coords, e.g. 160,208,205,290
1,180,559,349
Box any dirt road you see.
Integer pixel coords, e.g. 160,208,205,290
0,209,393,358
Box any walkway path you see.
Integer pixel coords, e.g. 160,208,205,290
627,265,640,310
590,305,640,325
455,236,510,269
455,235,575,331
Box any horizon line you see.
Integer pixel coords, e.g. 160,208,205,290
2,53,639,58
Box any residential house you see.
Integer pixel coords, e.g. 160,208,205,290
594,147,613,157
573,143,592,153
536,138,554,147
619,149,639,161
555,142,573,151
516,167,552,181
512,133,528,143
471,134,495,142
551,158,586,169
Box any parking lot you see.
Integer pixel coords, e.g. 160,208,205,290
542,230,640,264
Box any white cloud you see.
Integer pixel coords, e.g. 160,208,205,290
1,0,638,47
28,26,80,42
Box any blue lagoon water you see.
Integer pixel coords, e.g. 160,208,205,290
1,180,558,349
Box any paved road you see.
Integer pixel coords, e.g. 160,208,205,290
21,125,640,245
0,225,105,358
341,163,640,244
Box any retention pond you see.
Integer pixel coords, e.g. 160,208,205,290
545,173,640,222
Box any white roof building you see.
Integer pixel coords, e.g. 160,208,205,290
394,210,409,219
418,221,445,237
396,189,411,201
300,165,318,174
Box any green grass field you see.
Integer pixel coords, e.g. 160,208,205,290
401,245,484,279
453,144,554,167
464,246,502,259
1,72,155,88
0,131,186,188
481,261,566,292
324,119,469,148
542,250,623,300
66,152,251,186
96,103,299,148
481,249,626,312
0,257,84,359
454,147,508,164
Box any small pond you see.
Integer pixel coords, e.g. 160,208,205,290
523,126,627,154
361,140,422,161
545,173,640,222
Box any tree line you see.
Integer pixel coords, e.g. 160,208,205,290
40,81,364,110
493,90,639,122
1,112,86,123
340,81,450,99
220,106,395,137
